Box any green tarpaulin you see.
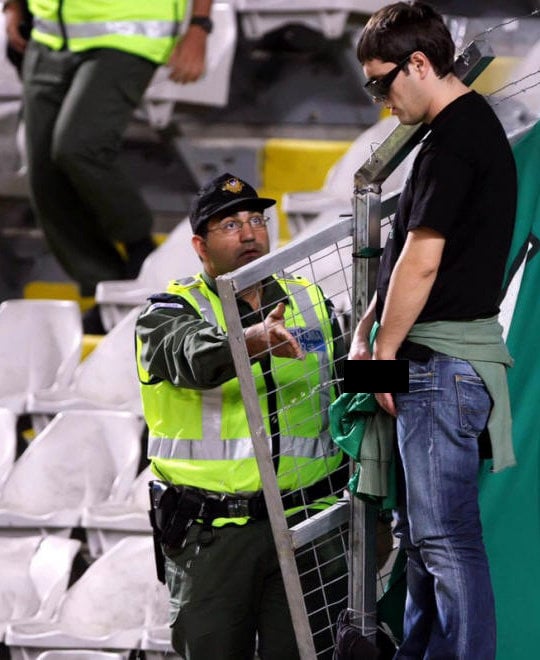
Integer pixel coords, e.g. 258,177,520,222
479,119,540,660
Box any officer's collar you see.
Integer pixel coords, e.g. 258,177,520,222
201,271,291,307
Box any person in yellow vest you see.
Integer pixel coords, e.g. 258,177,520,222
3,0,213,332
136,172,348,659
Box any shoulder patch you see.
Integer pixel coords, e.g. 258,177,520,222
147,292,185,304
144,292,185,314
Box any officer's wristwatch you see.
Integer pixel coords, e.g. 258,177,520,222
189,15,213,34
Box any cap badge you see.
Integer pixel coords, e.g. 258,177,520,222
221,178,244,194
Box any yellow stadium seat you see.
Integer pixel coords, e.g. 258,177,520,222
260,138,351,240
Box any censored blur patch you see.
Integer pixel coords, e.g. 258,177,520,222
344,359,409,393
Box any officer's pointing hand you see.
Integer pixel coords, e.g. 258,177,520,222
244,302,304,360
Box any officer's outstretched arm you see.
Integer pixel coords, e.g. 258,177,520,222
244,302,304,361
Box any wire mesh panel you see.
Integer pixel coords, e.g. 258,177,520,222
217,216,353,658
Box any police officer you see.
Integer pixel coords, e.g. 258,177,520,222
8,0,213,332
136,173,347,659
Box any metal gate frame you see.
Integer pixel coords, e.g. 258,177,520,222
217,219,353,658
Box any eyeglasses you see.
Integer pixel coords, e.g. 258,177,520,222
364,54,413,102
207,215,270,235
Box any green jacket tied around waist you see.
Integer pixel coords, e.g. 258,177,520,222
329,315,515,509
407,316,515,472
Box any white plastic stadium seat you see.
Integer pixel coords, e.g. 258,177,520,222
282,116,417,235
0,536,42,640
28,307,145,430
82,465,154,559
141,581,182,660
0,300,82,415
0,536,81,641
95,218,199,331
5,535,157,660
0,407,17,490
142,1,237,128
236,0,385,40
0,410,143,533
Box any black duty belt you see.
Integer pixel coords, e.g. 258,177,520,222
150,480,317,523
205,489,309,519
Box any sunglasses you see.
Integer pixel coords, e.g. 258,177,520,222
364,54,413,102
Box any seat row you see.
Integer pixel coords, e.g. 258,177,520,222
0,408,175,658
1,535,179,660
0,299,143,430
0,409,151,555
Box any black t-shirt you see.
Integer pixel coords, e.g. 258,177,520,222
376,91,517,323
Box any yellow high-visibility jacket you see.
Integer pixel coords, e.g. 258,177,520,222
28,0,186,63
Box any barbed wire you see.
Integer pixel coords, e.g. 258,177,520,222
467,8,540,44
456,8,539,61
488,69,540,105
458,9,540,107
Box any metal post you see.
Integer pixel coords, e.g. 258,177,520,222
347,183,382,641
217,277,317,660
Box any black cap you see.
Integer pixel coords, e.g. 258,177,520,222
189,172,276,234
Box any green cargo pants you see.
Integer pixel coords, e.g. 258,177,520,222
22,40,157,296
164,515,348,660
164,519,301,660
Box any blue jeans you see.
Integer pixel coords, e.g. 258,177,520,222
393,354,495,660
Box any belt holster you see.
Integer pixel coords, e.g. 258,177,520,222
148,481,205,583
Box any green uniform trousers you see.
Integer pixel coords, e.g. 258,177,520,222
164,519,300,660
22,40,156,296
164,517,348,660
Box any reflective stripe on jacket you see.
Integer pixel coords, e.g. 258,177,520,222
28,0,186,63
136,273,342,494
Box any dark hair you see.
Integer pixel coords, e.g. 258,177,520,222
195,222,209,239
356,1,455,78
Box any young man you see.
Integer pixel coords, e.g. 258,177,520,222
349,3,517,659
136,173,347,659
